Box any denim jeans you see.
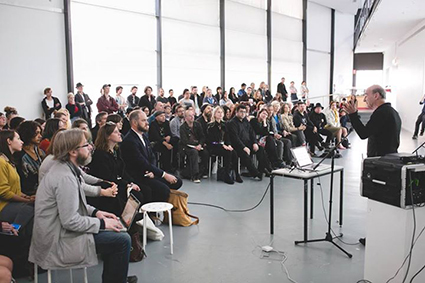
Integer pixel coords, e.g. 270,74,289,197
94,231,131,283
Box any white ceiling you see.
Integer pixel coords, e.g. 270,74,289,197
355,0,425,52
309,0,363,15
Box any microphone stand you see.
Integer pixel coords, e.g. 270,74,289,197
412,140,425,156
294,131,353,258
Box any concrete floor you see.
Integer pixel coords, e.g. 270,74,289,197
23,128,421,283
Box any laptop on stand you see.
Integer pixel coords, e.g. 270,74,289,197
290,146,330,172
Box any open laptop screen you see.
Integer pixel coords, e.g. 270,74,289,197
291,146,313,167
121,194,140,228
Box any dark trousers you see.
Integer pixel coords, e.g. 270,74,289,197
137,176,182,203
234,145,269,176
414,112,425,136
94,231,131,283
208,145,239,173
264,136,283,166
153,137,179,172
318,128,334,143
280,137,293,164
182,147,209,179
304,128,321,153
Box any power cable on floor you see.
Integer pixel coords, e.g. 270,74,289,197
188,184,270,212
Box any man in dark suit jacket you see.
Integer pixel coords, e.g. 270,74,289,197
121,110,182,203
138,86,156,113
277,77,288,102
75,82,94,128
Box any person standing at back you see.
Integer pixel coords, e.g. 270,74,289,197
277,77,288,102
343,84,401,246
75,82,94,128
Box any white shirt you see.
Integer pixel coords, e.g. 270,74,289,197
132,129,146,147
46,98,54,108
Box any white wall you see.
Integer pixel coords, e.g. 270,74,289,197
0,0,68,120
383,20,425,133
306,1,331,106
333,11,354,97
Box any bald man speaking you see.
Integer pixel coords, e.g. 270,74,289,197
343,84,401,158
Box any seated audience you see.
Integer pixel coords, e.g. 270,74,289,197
106,114,124,133
219,91,233,106
39,118,64,153
0,255,13,283
190,86,203,116
41,88,61,119
141,106,150,117
0,130,34,273
34,118,46,131
240,87,253,102
179,89,195,109
309,103,335,148
280,102,306,146
266,105,293,165
237,83,247,99
121,110,182,203
72,118,90,132
207,107,241,184
138,86,156,113
89,122,146,215
293,101,323,156
250,108,285,169
148,111,177,172
324,101,348,149
91,111,108,143
54,110,71,129
9,117,25,131
126,86,140,109
147,101,164,124
66,93,82,122
121,107,136,136
214,87,223,103
29,129,137,283
15,121,45,196
0,113,5,131
180,110,209,183
3,107,18,130
228,87,238,104
164,104,172,121
196,104,213,143
203,89,218,105
97,84,119,114
227,105,269,180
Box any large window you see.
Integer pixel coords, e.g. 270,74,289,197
71,0,157,102
162,0,220,96
225,0,267,91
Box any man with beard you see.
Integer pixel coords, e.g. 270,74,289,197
196,104,212,140
121,110,182,203
29,129,137,283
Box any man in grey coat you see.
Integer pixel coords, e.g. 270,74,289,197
29,129,137,283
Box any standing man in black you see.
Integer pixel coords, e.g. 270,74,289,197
277,77,288,102
127,86,140,109
343,84,401,245
75,82,94,128
190,86,203,117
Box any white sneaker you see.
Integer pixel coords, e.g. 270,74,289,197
193,179,201,183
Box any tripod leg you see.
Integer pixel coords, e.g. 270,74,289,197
310,178,314,219
330,240,352,258
304,180,308,242
270,175,274,234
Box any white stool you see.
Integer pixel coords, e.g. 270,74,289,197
141,202,174,254
34,264,88,283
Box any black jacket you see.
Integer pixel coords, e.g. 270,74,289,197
196,116,209,142
138,94,156,112
75,92,93,117
127,94,140,109
293,111,315,130
121,117,131,136
179,121,205,147
148,120,172,147
121,129,163,178
349,103,401,157
264,90,273,103
65,103,82,119
227,116,257,150
250,118,272,137
309,112,327,130
168,96,177,107
277,83,288,96
190,93,203,108
206,121,231,146
88,149,131,215
41,97,62,119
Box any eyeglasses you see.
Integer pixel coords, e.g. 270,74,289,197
76,142,94,150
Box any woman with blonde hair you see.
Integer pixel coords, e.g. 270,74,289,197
207,106,241,184
280,102,306,146
55,108,72,129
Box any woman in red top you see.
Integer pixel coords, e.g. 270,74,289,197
39,118,65,153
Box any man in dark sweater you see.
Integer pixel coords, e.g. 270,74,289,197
148,111,177,172
343,84,401,246
277,77,288,102
180,110,209,183
293,101,323,156
196,104,212,139
344,84,401,158
227,104,268,180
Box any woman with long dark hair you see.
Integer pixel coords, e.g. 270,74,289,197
88,122,145,215
39,118,65,153
228,87,238,104
15,121,45,196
